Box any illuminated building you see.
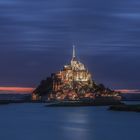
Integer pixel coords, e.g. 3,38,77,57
51,45,93,92
33,46,120,101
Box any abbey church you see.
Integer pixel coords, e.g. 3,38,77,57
52,46,93,91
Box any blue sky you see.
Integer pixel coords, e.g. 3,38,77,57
0,0,140,89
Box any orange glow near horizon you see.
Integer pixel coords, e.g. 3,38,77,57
115,89,140,94
0,87,35,94
0,87,139,94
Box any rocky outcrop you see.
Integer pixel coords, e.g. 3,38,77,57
32,47,120,101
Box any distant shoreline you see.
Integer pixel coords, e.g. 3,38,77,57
109,104,140,112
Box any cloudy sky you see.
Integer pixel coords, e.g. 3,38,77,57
0,0,140,90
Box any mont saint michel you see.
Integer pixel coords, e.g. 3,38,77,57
32,46,121,105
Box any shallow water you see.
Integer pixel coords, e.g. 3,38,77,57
0,103,139,140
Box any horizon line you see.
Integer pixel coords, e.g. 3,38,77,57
0,86,140,94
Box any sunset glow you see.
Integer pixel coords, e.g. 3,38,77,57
115,89,140,94
0,87,35,94
0,87,140,94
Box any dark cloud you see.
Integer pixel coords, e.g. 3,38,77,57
0,0,140,89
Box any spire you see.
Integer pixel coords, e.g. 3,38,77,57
72,45,76,58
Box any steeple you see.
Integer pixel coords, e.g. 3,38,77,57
72,45,76,58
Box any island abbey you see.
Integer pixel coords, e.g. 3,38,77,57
52,46,93,92
32,46,120,101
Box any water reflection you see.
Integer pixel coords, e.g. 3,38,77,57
61,108,91,140
0,104,139,140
